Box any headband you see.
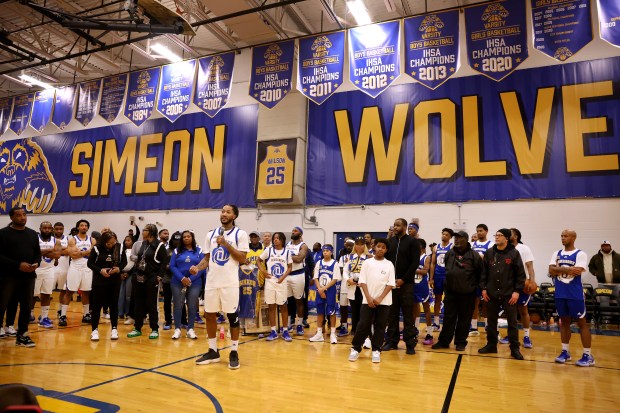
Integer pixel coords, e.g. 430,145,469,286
293,226,304,234
322,245,334,252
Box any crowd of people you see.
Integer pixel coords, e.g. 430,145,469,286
0,205,615,369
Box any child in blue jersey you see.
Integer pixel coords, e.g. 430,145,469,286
309,245,341,344
414,239,434,345
430,228,454,331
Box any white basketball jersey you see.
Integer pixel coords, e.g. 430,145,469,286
205,226,249,289
37,235,56,271
71,235,92,268
286,241,306,274
260,246,292,279
55,235,70,272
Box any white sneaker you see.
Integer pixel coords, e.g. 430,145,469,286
363,338,372,349
199,299,204,307
90,329,99,341
186,328,198,340
348,348,360,362
124,317,133,325
372,350,381,363
7,326,17,335
0,327,5,339
111,328,119,340
172,329,181,340
309,331,324,342
104,313,110,319
330,333,337,344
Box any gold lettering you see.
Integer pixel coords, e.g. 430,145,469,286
69,143,92,197
414,100,457,179
190,126,225,191
162,130,190,192
89,140,103,196
135,134,162,194
100,138,137,195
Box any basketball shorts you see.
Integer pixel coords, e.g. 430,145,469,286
55,266,68,290
433,275,446,296
34,267,55,295
204,287,239,314
517,291,532,306
264,277,287,306
66,265,93,292
413,279,431,304
315,288,337,316
287,274,305,299
555,298,586,319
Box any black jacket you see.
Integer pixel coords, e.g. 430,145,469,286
444,243,483,294
480,244,526,299
386,234,421,284
588,250,620,283
135,239,168,279
88,243,127,286
0,226,41,278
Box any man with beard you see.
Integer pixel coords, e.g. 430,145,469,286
285,227,309,335
60,219,93,326
53,222,70,319
32,222,61,328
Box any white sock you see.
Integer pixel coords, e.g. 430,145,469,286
471,319,478,329
61,304,68,317
296,317,302,326
415,317,420,329
523,328,530,337
271,326,277,331
583,348,591,355
41,306,50,319
426,326,433,335
231,340,239,351
317,327,323,334
83,304,90,314
208,337,217,351
330,327,336,335
434,316,439,325
282,326,288,332
562,343,569,351
30,310,34,317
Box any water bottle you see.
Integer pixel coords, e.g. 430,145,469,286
219,326,225,340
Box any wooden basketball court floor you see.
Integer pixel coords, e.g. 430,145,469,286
1,295,619,413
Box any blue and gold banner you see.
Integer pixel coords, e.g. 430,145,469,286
404,10,459,90
99,74,127,123
297,32,345,105
125,67,161,127
9,94,33,136
465,0,528,81
307,56,620,205
194,52,235,118
157,59,196,122
255,138,297,202
52,85,76,130
598,0,620,47
349,20,401,98
0,105,258,214
531,0,592,61
75,80,101,127
29,89,55,132
0,97,12,136
250,40,295,109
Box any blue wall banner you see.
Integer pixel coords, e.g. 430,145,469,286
249,40,295,109
0,97,12,136
157,59,196,122
349,20,401,98
52,85,76,130
99,74,127,123
598,0,620,48
306,56,620,206
194,52,235,118
465,0,528,81
255,138,297,202
9,94,34,136
124,68,161,127
297,32,345,105
0,105,259,214
75,80,101,127
29,89,55,132
404,10,460,90
531,0,592,61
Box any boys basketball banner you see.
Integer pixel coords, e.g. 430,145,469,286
598,0,620,47
297,31,345,105
9,94,33,136
465,0,528,81
250,40,295,109
255,138,297,202
349,20,401,98
52,85,76,130
125,67,161,127
306,56,620,206
531,0,592,61
194,52,235,118
157,59,196,123
99,74,127,123
404,10,460,90
75,80,101,127
30,89,55,132
0,97,13,136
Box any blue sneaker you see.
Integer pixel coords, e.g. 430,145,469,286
499,336,510,345
431,323,441,332
296,324,304,336
216,314,226,324
523,336,533,349
163,324,172,331
337,325,348,337
282,329,292,342
195,312,205,324
575,353,595,367
266,330,278,341
38,317,53,329
555,350,571,363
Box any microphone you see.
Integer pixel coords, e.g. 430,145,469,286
217,227,224,245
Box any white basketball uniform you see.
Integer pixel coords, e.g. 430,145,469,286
66,235,93,292
260,246,293,305
285,241,306,299
54,235,70,289
34,235,56,296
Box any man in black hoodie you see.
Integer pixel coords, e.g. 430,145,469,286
432,231,482,351
479,228,526,360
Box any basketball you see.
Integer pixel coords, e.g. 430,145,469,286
530,313,541,324
523,279,537,295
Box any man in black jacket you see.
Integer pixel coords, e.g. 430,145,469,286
479,228,526,360
382,218,421,354
588,241,620,284
432,231,482,351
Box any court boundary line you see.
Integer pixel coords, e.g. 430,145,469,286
441,354,462,413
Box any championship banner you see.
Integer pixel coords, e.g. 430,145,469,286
255,139,297,202
0,97,12,136
404,10,460,90
297,31,345,105
52,85,76,130
598,0,620,47
157,59,196,123
194,52,235,118
249,40,295,109
125,67,161,127
99,74,127,123
531,0,592,61
29,89,55,132
465,0,528,81
75,80,101,127
349,20,401,98
307,56,620,205
9,94,34,136
0,105,258,214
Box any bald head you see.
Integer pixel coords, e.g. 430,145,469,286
561,229,577,249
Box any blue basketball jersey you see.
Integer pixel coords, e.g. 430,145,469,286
553,249,585,300
434,242,452,278
238,266,258,319
472,240,492,257
416,253,429,284
316,259,338,288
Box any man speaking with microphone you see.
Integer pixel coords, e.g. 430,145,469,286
190,205,249,369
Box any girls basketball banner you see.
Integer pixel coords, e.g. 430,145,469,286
75,80,101,127
250,40,295,109
29,89,55,132
531,0,592,61
255,138,297,202
9,94,33,136
125,67,161,127
194,52,235,118
52,85,76,130
297,31,345,105
349,20,401,98
404,10,460,90
465,0,528,81
157,59,196,123
99,74,127,123
0,97,13,136
598,0,620,47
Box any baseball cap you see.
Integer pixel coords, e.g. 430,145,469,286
454,230,468,239
345,239,355,245
602,240,611,245
249,231,260,237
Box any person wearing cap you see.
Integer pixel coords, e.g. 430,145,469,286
342,237,371,341
432,231,482,351
336,238,355,336
285,226,310,335
246,231,264,268
479,228,526,360
588,241,620,284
